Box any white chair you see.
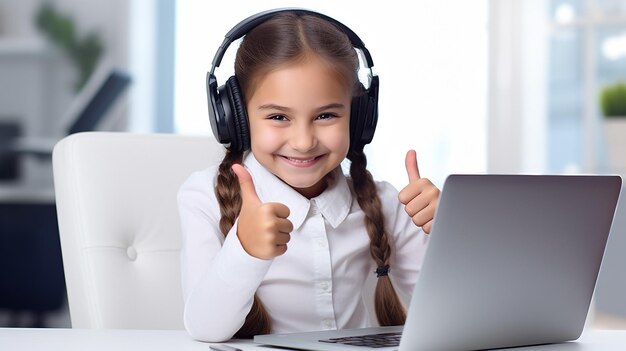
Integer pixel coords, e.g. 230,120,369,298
52,132,224,329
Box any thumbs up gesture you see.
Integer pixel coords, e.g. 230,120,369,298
398,150,440,234
232,164,294,259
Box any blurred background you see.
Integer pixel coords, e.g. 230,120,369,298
0,0,625,329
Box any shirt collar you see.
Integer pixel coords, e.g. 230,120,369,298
243,153,352,230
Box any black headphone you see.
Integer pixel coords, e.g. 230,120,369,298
206,8,379,152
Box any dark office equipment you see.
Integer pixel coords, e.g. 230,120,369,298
0,121,21,180
0,203,64,327
67,70,131,134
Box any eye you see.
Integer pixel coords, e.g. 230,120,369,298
316,113,337,120
268,114,288,121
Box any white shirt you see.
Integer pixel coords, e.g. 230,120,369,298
178,153,429,342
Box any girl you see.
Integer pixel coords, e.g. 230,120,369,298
178,10,440,342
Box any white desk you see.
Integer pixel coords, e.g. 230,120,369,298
1,328,626,350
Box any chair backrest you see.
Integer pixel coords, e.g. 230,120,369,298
52,132,225,329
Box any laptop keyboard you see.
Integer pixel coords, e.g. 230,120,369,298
318,332,402,348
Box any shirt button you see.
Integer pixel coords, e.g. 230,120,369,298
126,246,138,261
323,319,334,329
316,239,327,248
320,281,330,291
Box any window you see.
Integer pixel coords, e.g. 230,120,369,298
488,0,626,175
547,0,626,173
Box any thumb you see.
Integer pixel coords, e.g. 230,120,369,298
232,164,261,205
405,149,421,182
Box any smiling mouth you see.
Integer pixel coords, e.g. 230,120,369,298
286,156,317,163
279,155,325,167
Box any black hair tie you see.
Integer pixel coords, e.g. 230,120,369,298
375,265,390,278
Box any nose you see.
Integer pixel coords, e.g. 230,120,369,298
289,124,317,152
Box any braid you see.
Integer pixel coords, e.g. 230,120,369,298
215,150,272,337
348,149,407,326
216,151,243,236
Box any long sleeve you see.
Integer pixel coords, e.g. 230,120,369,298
177,168,272,342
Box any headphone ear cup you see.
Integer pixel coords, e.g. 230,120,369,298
207,73,233,145
224,76,251,151
361,76,379,146
350,88,367,152
350,79,378,152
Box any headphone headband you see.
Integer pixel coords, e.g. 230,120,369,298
210,8,374,75
207,8,379,152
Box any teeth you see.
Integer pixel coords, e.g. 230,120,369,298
287,157,315,163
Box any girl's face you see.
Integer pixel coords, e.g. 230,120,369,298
247,55,352,198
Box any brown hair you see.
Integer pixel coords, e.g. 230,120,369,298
214,12,405,338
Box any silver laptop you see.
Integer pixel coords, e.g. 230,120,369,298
254,174,622,351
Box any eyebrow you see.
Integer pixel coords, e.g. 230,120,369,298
257,103,346,113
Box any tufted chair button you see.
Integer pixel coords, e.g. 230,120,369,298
126,246,138,261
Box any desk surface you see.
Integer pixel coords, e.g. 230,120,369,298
1,328,625,350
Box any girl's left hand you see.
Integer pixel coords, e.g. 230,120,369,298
398,150,440,234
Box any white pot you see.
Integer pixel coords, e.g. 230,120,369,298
604,118,626,174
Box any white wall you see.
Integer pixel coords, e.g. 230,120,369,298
488,0,548,174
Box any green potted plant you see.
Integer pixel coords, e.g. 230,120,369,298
35,3,104,92
599,81,626,174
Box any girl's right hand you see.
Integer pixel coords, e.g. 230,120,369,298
232,164,293,259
